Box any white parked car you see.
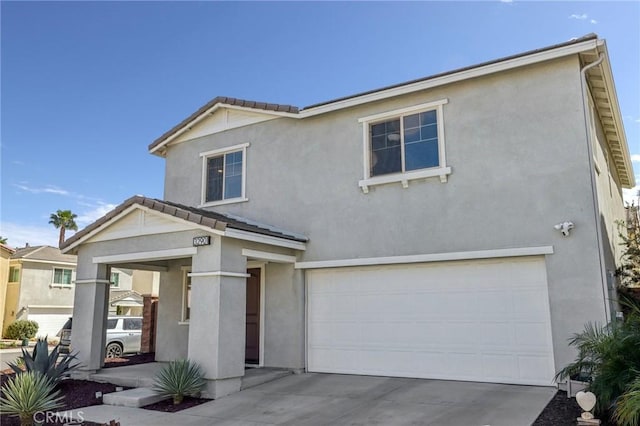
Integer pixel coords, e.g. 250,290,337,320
58,315,142,358
105,316,143,358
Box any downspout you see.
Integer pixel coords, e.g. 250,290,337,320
580,52,610,322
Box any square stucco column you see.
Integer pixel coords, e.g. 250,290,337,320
71,253,109,375
187,239,247,398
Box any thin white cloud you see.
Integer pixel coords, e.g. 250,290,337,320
76,203,117,227
499,0,513,3
590,19,597,24
636,118,640,123
0,222,61,248
632,155,640,162
13,183,70,196
569,13,588,20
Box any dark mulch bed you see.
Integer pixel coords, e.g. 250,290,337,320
142,395,212,412
102,352,156,368
1,353,210,424
533,390,615,426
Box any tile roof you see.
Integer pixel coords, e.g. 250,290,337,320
60,195,308,251
12,245,77,263
149,97,299,152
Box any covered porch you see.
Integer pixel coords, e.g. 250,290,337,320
61,196,307,398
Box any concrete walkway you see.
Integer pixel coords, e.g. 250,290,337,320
69,373,556,426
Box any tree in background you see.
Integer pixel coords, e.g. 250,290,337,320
0,236,7,245
49,210,78,248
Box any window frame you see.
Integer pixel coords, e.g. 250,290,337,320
199,143,249,207
51,267,74,288
358,99,451,193
180,267,191,324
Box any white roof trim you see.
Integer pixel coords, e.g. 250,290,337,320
298,39,599,118
295,246,554,269
150,103,298,155
93,247,198,264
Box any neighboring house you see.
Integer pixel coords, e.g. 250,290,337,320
62,34,634,398
0,244,16,335
3,245,155,337
4,245,77,338
108,269,159,316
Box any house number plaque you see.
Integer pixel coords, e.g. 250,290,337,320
192,236,211,247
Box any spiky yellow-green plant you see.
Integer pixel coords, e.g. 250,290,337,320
152,359,206,404
615,375,640,426
0,371,64,426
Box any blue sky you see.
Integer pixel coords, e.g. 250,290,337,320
1,1,639,248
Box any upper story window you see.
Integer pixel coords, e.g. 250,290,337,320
358,99,451,193
52,267,73,287
9,266,19,282
200,143,249,207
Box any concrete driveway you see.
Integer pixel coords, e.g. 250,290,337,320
75,372,556,425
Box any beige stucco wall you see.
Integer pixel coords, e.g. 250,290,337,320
0,247,13,335
16,262,76,312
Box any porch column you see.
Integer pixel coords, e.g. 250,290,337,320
187,239,247,398
71,251,109,375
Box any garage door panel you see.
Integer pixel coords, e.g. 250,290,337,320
307,258,555,386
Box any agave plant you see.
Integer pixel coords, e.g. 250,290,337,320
152,359,206,404
7,337,80,384
0,371,64,426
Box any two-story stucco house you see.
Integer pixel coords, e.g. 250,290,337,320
61,34,634,398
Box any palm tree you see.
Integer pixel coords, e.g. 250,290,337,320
0,236,7,245
49,210,78,247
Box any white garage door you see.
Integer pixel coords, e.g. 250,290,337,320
307,257,555,386
28,307,73,338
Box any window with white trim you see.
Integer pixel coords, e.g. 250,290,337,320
358,99,450,192
52,268,73,286
182,269,191,322
200,143,248,206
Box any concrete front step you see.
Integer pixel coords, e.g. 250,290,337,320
241,367,293,390
103,387,169,408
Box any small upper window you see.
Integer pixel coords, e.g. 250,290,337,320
358,99,450,192
52,268,73,286
200,143,248,206
9,267,19,282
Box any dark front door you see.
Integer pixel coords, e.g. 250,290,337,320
245,268,261,364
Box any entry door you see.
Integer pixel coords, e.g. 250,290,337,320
245,268,261,364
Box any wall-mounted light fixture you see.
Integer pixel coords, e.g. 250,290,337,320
554,221,575,237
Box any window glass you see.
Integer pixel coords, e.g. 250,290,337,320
123,318,142,330
370,119,402,176
53,268,72,285
9,267,19,282
110,272,119,287
206,155,224,202
369,109,439,177
106,319,118,329
205,150,243,202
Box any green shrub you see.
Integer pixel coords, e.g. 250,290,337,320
0,371,64,426
556,295,640,415
5,320,39,340
152,359,206,404
7,337,80,384
615,374,640,426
